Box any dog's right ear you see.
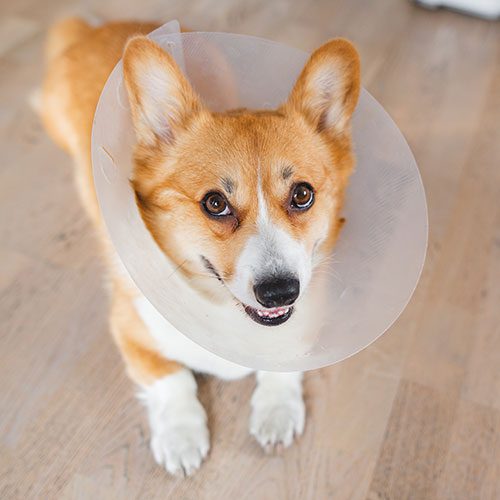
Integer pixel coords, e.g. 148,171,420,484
123,36,204,145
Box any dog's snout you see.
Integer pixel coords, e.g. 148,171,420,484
253,276,300,308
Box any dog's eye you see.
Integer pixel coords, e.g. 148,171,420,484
290,183,314,210
202,192,231,217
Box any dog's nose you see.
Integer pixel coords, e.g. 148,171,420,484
253,277,300,308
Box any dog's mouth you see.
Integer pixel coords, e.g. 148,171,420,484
200,255,295,327
243,304,294,326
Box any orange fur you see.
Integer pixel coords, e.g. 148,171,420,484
40,20,179,386
110,279,181,385
41,20,159,226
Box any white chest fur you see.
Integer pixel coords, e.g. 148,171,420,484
134,295,254,380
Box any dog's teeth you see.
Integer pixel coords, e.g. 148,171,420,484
254,306,290,319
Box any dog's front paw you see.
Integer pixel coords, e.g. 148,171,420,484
250,372,305,451
150,405,209,476
141,369,210,476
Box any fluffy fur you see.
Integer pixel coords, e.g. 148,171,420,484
39,18,360,476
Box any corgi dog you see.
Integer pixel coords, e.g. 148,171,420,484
39,18,360,476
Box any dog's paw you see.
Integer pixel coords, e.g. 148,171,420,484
141,369,210,476
249,373,305,451
150,406,209,476
250,399,305,450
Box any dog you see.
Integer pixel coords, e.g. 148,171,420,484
38,18,360,476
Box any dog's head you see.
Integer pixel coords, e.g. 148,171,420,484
123,36,360,326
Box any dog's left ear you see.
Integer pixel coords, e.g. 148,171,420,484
286,39,360,137
123,36,204,145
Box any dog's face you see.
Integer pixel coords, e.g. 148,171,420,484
124,37,360,326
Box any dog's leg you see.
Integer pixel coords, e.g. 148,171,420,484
139,368,209,476
111,281,209,476
250,371,305,450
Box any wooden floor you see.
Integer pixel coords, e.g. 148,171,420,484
1,0,499,498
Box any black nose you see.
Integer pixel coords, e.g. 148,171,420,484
253,277,300,308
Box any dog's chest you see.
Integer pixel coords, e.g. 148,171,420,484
133,294,254,380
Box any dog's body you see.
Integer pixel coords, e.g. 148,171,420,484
39,18,360,475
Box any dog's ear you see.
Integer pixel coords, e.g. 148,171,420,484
123,36,204,145
286,38,360,137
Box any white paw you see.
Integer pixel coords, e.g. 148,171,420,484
150,404,209,476
250,372,305,451
140,369,210,476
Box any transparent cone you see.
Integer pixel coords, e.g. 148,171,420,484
92,21,428,371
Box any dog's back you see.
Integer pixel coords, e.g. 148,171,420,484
40,18,158,224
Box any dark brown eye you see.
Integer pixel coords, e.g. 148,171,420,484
202,192,231,217
291,183,314,210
